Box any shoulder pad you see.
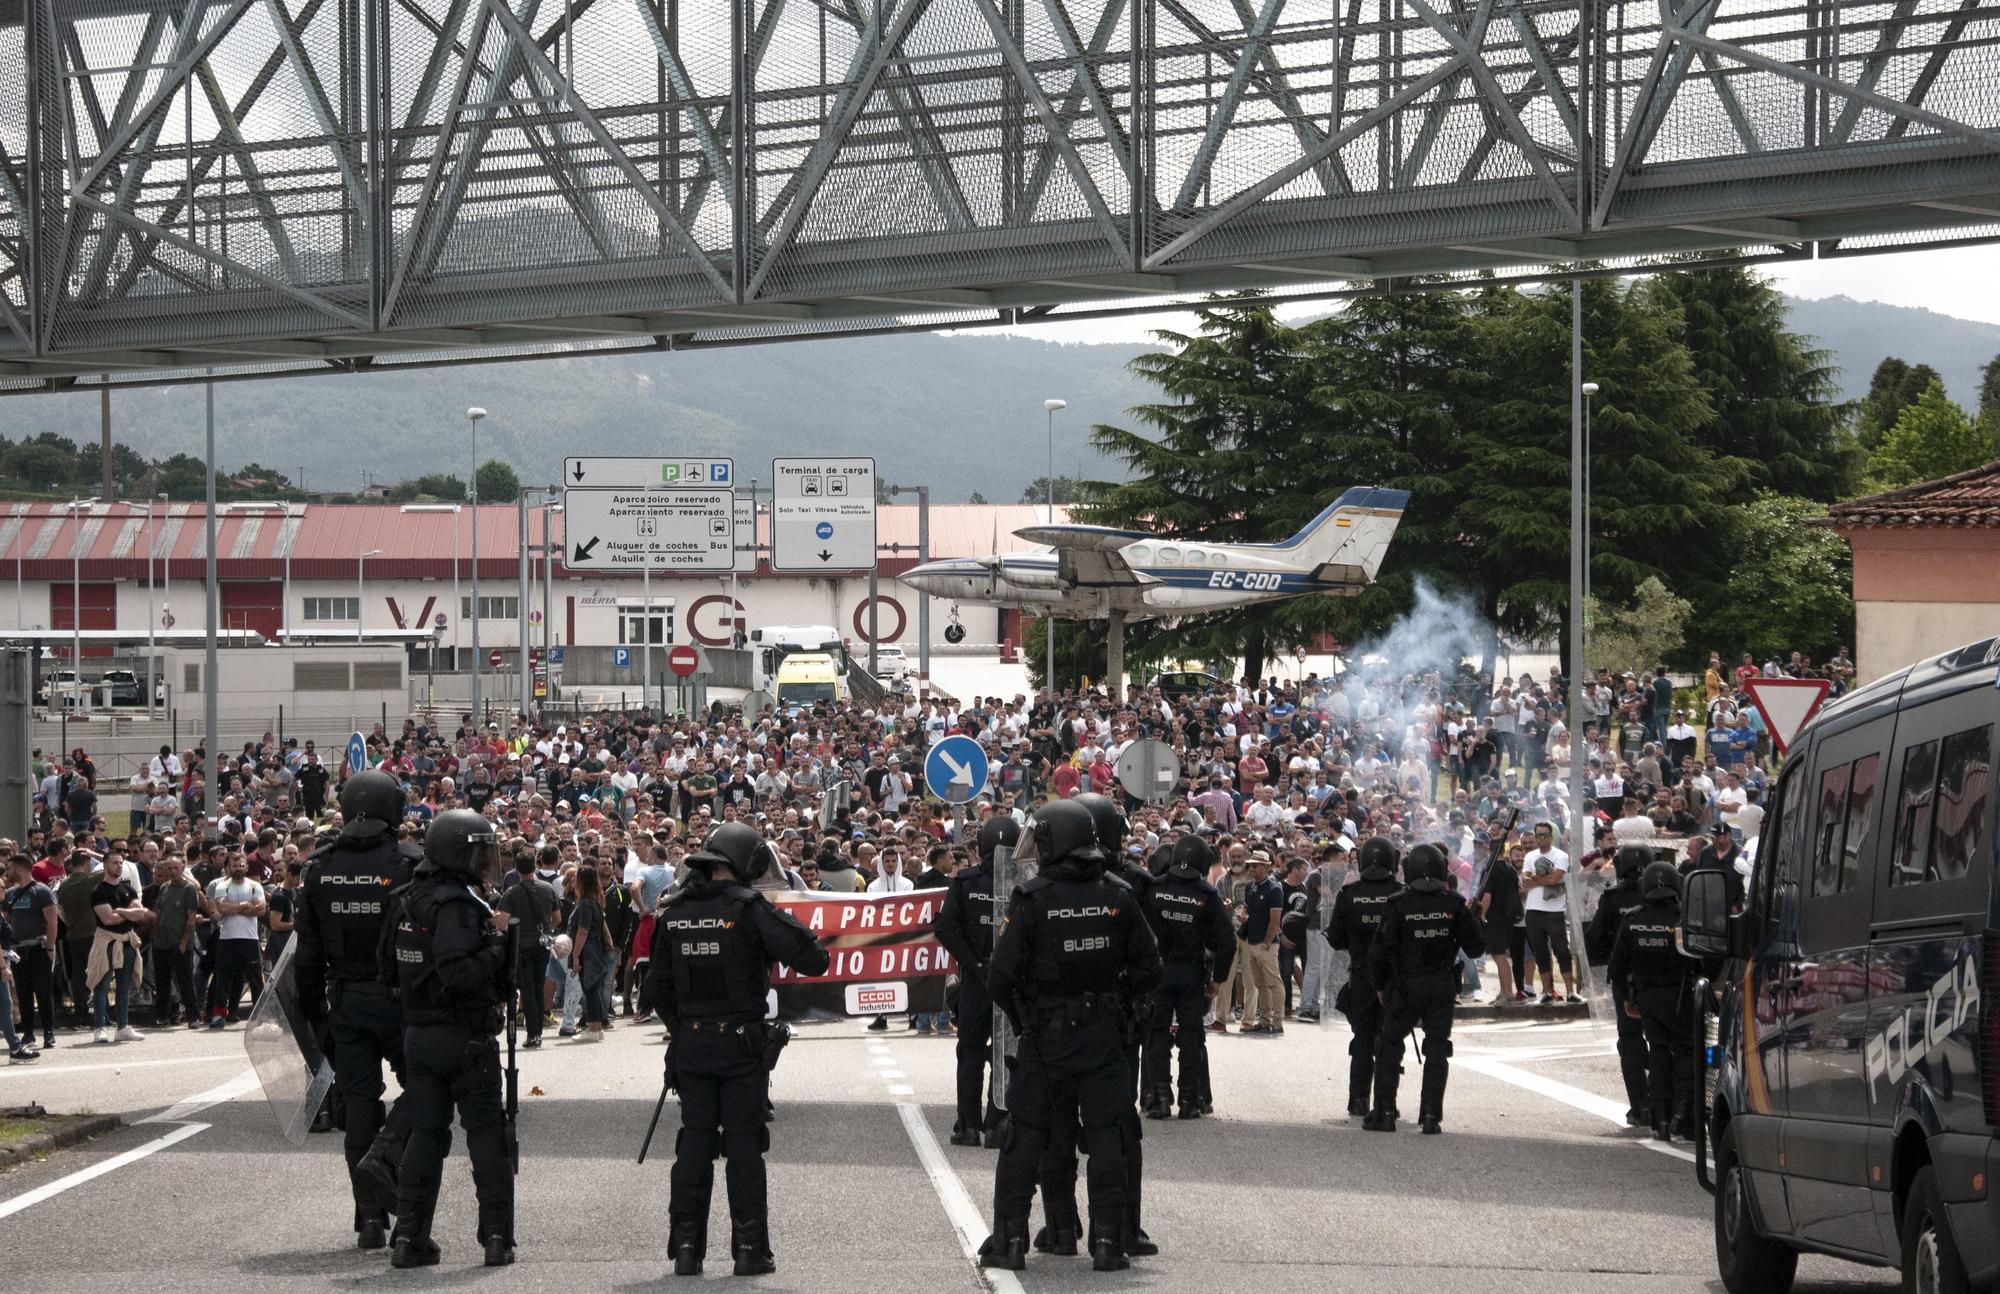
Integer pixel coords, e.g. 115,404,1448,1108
1020,876,1053,895
722,885,761,905
1103,872,1134,892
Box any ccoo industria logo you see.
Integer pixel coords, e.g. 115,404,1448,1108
1862,945,1981,1099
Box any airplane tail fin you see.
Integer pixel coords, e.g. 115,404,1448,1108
1273,487,1409,587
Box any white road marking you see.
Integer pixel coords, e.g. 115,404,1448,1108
141,1067,261,1124
871,1054,897,1067
0,1122,209,1220
881,1070,906,1079
894,1100,1025,1294
887,1084,914,1096
0,1054,242,1080
1458,1054,1696,1163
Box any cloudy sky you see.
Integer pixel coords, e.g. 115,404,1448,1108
978,243,2000,345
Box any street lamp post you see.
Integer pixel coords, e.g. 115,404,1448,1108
66,496,99,712
148,492,166,718
467,407,486,727
357,548,382,643
1042,398,1066,701
1581,382,1598,614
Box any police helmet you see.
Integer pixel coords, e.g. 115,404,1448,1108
1641,860,1682,902
338,770,405,840
1031,799,1104,870
687,822,764,885
1167,835,1214,881
1401,842,1449,893
1073,793,1128,859
1615,845,1652,884
1356,836,1399,882
424,809,502,888
977,814,1020,864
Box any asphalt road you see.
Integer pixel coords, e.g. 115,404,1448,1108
0,1010,1900,1293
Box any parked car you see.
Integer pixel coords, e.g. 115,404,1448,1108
1149,670,1224,699
38,670,85,705
873,645,910,683
101,669,143,705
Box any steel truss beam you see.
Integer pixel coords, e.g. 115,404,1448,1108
0,0,1996,384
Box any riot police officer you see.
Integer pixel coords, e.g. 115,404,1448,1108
643,823,828,1277
1364,843,1483,1135
1327,836,1401,1117
935,815,1015,1148
1141,836,1234,1120
1584,845,1655,1127
978,799,1161,1274
387,809,515,1269
293,770,421,1250
1610,862,1694,1142
1035,793,1156,1260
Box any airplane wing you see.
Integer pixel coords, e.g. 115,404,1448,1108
1011,524,1154,588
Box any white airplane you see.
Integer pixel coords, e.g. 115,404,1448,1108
899,487,1409,621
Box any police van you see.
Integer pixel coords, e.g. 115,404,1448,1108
1682,636,1998,1293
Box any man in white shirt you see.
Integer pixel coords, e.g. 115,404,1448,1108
1243,785,1287,832
1519,822,1579,1004
1611,796,1658,844
1731,782,1764,842
1714,773,1749,836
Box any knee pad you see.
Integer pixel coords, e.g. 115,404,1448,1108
1427,1039,1453,1060
1348,1035,1373,1060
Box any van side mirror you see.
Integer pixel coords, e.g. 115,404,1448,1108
1680,870,1731,958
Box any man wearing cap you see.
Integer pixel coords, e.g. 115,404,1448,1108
1238,852,1285,1034
1686,822,1748,911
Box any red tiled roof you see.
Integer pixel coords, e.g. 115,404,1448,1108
0,501,1067,581
1819,458,2000,529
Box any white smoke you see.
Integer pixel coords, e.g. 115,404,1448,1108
1344,577,1494,683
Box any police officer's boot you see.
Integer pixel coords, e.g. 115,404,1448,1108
1123,1183,1158,1257
1089,1218,1129,1272
668,1214,706,1276
1144,1083,1174,1120
730,1212,776,1276
978,1218,1028,1271
982,1111,1006,1150
1347,1055,1373,1118
389,1212,441,1269
1033,1220,1080,1256
483,1236,516,1267
355,1218,387,1251
950,1119,982,1147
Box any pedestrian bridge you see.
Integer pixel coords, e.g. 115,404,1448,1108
2,0,1996,388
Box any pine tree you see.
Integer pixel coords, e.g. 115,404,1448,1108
1865,380,1991,489
1083,300,1323,681
1648,268,1853,501
1453,279,1732,657
1296,287,1486,646
1854,357,1943,449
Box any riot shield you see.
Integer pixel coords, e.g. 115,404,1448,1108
242,939,336,1145
988,827,1039,1112
1314,852,1348,1031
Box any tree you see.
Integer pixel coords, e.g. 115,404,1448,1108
1854,357,1942,449
1979,351,2000,423
475,459,521,503
967,490,989,505
1649,268,1853,502
5,440,79,490
1698,494,1854,663
1020,476,1083,506
1865,380,1990,489
394,473,467,502
155,454,211,499
1082,299,1324,682
1453,279,1732,666
1296,285,1487,652
1586,577,1691,673
1021,616,1170,694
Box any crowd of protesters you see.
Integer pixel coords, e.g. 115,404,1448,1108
0,642,1856,1063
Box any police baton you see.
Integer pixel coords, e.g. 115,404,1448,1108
638,1032,676,1164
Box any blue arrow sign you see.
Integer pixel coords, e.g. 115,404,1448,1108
613,647,632,669
549,646,565,664
924,734,989,805
346,731,368,777
815,521,834,540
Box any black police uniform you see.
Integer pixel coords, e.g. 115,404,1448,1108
387,866,513,1264
1584,867,1653,1125
1141,869,1233,1117
1366,865,1484,1134
642,863,827,1275
980,807,1161,1274
293,825,420,1242
1610,892,1694,1139
1327,871,1401,1117
936,846,1003,1144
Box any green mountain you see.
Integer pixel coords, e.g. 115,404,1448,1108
5,293,1995,501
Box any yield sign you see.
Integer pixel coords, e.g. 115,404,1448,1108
1744,678,1832,755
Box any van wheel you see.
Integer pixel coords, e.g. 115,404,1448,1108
1901,1166,1972,1294
1715,1124,1797,1294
